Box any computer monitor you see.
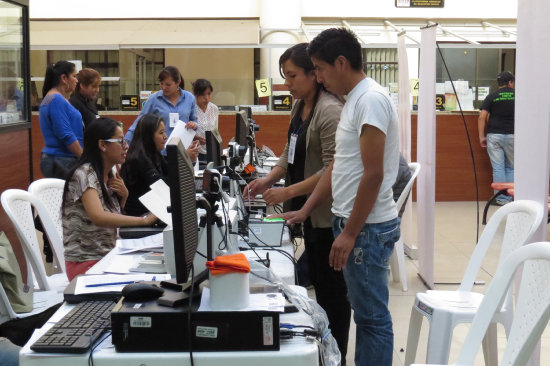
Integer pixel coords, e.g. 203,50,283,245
239,105,252,121
205,128,223,167
166,137,199,284
235,110,249,147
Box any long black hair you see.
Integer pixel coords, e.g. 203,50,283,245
63,117,119,211
120,114,164,187
42,60,75,97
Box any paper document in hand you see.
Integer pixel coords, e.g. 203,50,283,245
116,233,164,254
75,273,170,294
139,190,172,226
165,122,196,149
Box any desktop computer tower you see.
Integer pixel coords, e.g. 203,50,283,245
111,297,280,352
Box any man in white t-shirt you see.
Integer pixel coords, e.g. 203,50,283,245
279,28,400,366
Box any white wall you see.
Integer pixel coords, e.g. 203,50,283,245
29,0,517,20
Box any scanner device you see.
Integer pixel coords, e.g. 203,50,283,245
122,283,164,302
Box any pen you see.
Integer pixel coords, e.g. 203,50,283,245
85,281,135,288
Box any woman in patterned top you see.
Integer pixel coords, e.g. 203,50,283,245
192,79,218,161
62,117,158,280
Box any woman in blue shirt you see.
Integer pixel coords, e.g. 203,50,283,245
39,60,83,179
125,66,198,145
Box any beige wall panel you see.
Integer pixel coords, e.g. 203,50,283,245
165,48,254,106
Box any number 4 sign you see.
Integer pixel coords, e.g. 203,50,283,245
255,78,272,97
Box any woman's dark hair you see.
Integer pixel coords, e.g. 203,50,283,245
158,66,184,89
75,68,101,92
120,114,164,187
192,79,213,96
42,60,75,97
279,43,316,79
279,43,323,120
63,117,120,211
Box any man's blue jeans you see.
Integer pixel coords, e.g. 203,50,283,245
487,133,514,192
333,216,400,366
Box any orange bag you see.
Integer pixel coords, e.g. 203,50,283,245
206,253,250,275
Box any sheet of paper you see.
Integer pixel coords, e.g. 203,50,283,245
150,179,170,201
165,122,196,149
116,233,164,254
198,288,285,312
74,273,170,294
139,190,172,226
103,254,140,274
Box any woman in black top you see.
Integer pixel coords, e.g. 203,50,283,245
120,114,168,216
69,68,101,128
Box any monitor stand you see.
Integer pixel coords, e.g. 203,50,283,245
158,270,208,307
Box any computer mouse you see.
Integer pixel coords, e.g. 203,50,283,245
122,282,164,302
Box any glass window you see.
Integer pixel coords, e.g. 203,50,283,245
31,49,164,110
436,47,516,109
0,0,26,124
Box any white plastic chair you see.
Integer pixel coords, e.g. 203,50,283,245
412,242,550,366
1,189,69,293
390,162,421,291
404,200,544,366
28,178,66,273
0,280,62,324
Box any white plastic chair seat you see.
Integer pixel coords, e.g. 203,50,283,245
404,200,545,366
0,283,63,324
417,290,485,313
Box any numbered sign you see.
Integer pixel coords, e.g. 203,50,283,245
436,94,445,111
255,79,271,98
410,78,419,97
272,95,293,111
120,95,139,111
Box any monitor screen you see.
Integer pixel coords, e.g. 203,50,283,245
166,137,199,284
235,110,248,147
205,128,223,167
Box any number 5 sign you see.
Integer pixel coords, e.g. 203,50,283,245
255,78,272,97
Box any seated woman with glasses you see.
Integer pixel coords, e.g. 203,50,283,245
62,117,158,281
121,114,199,217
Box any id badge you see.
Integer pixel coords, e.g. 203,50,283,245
288,134,298,165
169,113,179,128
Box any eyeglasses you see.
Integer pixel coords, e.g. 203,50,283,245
103,138,129,148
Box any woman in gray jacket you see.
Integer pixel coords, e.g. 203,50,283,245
244,43,351,363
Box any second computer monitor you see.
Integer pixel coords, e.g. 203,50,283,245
205,128,223,167
235,110,249,147
166,137,199,284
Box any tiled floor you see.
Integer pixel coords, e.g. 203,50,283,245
304,201,550,366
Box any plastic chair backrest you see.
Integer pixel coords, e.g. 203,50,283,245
458,200,544,293
396,162,421,212
455,242,550,366
1,189,52,291
28,178,65,272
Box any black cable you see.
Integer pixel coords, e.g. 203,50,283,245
88,330,112,366
188,264,195,366
436,42,481,242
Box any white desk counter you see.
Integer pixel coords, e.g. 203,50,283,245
20,294,319,366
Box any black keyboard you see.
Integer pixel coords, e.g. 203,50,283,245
31,300,115,353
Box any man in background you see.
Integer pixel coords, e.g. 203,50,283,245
478,71,515,205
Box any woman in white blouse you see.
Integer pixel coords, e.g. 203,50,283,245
192,79,218,161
